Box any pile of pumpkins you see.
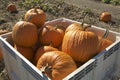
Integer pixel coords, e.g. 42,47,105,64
6,7,116,80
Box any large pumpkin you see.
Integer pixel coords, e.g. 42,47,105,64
36,51,77,80
33,45,58,65
12,21,38,47
24,7,46,28
62,30,99,64
39,25,65,47
14,45,34,62
65,23,83,33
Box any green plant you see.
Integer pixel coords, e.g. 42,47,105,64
19,0,44,10
19,0,54,13
101,0,120,5
102,0,111,3
110,0,120,5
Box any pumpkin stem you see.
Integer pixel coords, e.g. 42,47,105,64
81,18,85,27
81,13,88,30
102,27,109,39
26,15,33,22
55,25,65,30
49,41,54,47
54,25,59,30
34,6,39,13
40,63,52,74
102,22,111,39
83,24,91,31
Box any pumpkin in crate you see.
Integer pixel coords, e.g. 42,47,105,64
65,23,83,33
36,51,77,80
14,45,34,62
97,28,113,53
38,25,65,48
85,26,116,42
44,19,72,31
24,7,46,29
98,37,113,53
33,45,58,65
12,21,38,47
62,28,99,64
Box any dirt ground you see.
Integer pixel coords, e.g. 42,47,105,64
0,0,120,80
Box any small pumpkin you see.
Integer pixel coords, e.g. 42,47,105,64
99,12,111,23
36,51,77,80
33,45,58,65
6,3,17,13
98,37,113,53
38,25,65,47
12,21,38,47
85,27,116,42
24,7,46,28
62,29,99,64
14,45,34,62
44,20,72,31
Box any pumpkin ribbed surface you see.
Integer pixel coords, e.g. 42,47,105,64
85,27,116,42
39,25,64,47
65,23,83,33
24,8,46,28
12,21,38,47
14,45,34,62
98,37,113,53
62,30,99,63
36,51,77,80
34,46,58,65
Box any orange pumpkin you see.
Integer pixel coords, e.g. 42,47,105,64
36,51,77,80
24,7,46,28
33,45,58,65
44,20,72,31
12,21,38,47
14,45,34,62
39,25,65,47
98,37,113,53
65,23,83,33
6,3,17,13
85,27,116,42
62,30,99,64
99,12,111,23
